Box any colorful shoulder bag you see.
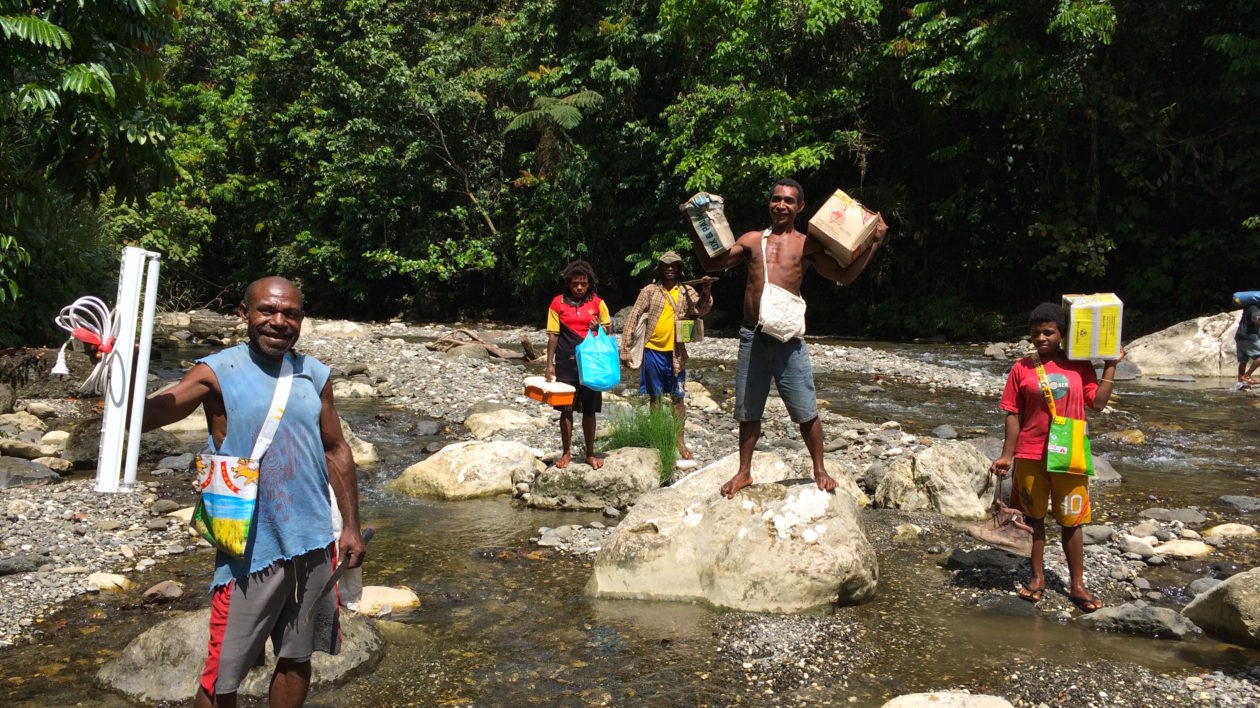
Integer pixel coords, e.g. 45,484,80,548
1032,354,1094,476
192,354,294,556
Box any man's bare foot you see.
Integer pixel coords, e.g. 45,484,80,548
813,468,838,493
679,443,693,460
720,470,753,499
586,455,604,470
556,452,571,469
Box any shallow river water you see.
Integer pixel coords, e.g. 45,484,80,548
1,340,1257,706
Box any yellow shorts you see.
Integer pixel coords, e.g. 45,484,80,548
1012,457,1091,527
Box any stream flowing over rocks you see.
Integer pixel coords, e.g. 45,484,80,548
2,314,1259,705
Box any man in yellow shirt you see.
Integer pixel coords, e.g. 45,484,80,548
619,252,714,459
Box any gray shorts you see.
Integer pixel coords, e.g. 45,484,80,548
200,545,340,697
1237,336,1260,363
735,326,819,423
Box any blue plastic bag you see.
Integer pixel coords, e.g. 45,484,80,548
575,328,621,391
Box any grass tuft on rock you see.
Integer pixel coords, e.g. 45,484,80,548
606,404,680,484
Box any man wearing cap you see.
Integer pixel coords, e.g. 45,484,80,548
619,251,714,459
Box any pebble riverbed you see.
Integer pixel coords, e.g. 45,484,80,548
1,317,1258,705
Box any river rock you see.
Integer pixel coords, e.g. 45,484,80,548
942,548,1022,573
23,401,56,418
463,400,538,439
0,556,39,575
873,441,990,520
156,453,195,471
351,586,420,616
62,417,182,467
1091,455,1121,483
142,580,185,604
332,380,376,399
587,451,878,612
339,417,379,466
1218,495,1260,514
1082,525,1115,545
1124,310,1242,377
88,572,134,592
0,456,61,488
1181,567,1260,649
0,411,46,434
1187,577,1224,597
1118,534,1157,558
388,440,537,499
527,447,660,510
1151,539,1214,559
310,319,373,338
1202,523,1257,540
445,343,491,360
883,692,1014,708
931,424,958,440
96,608,382,702
1076,600,1200,639
182,309,242,339
1098,429,1146,445
0,383,13,414
39,429,69,450
0,438,49,459
1141,507,1207,525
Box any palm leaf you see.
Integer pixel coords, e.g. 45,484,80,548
0,14,73,49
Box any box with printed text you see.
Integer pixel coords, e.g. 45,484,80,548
806,188,879,267
1063,293,1124,361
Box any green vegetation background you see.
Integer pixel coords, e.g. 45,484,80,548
4,0,1259,345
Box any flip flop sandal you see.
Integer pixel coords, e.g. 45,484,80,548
1070,592,1103,613
1017,585,1044,603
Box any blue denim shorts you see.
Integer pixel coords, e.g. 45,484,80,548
734,326,818,423
639,348,685,400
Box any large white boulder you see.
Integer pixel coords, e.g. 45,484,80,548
97,609,381,703
587,451,878,612
873,441,991,520
528,447,661,510
1125,310,1241,377
1182,567,1260,649
388,440,539,499
463,400,540,439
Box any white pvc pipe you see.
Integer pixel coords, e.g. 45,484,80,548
121,252,161,491
96,248,145,493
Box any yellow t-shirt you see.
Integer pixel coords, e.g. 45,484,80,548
647,286,680,352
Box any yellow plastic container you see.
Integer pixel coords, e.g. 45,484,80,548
1062,293,1124,360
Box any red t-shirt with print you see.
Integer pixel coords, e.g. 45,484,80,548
999,356,1099,460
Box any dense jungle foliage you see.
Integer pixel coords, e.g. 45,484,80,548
3,0,1259,344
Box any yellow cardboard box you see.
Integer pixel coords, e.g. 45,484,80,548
807,188,879,266
679,192,735,257
1063,293,1124,360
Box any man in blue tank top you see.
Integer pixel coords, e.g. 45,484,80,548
140,276,365,708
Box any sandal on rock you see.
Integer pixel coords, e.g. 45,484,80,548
1017,584,1044,603
1069,592,1103,613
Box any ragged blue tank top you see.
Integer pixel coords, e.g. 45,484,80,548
198,344,334,588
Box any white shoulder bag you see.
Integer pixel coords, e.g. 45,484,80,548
756,229,807,341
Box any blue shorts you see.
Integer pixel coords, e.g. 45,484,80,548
1237,336,1260,363
735,326,818,423
639,349,685,400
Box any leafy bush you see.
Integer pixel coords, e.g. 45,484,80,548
605,404,681,485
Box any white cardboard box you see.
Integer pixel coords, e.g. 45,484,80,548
680,192,735,257
806,188,879,266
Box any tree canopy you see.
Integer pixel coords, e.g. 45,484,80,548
4,0,1258,344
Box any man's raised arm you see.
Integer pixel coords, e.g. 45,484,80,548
691,230,751,273
141,363,219,432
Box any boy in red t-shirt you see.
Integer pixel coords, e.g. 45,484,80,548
990,303,1123,613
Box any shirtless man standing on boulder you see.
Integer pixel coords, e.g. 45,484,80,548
690,179,887,499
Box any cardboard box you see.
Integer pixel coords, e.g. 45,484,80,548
524,376,576,407
680,192,735,257
807,188,879,266
1063,293,1124,361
